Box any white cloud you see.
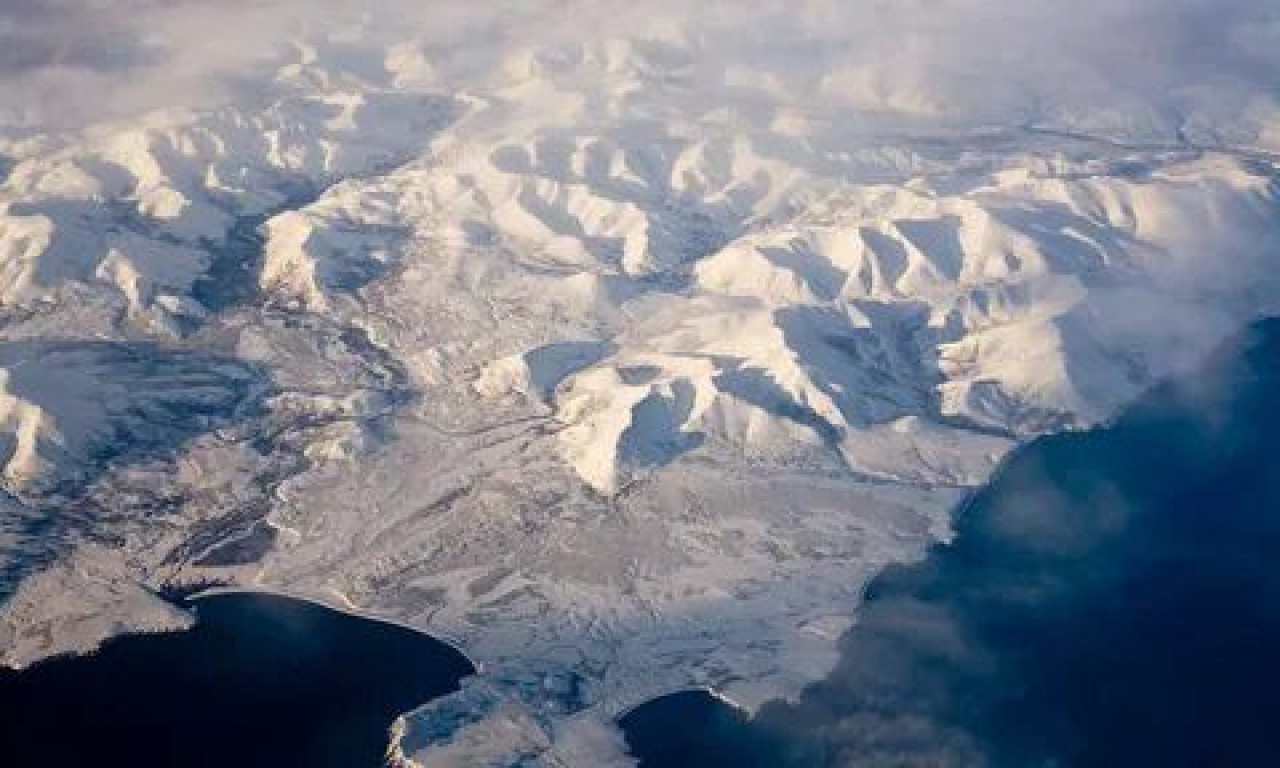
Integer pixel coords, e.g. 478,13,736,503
1,1,1276,141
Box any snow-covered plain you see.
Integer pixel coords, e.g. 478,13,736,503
2,2,1279,765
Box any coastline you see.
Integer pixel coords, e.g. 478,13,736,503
190,584,482,673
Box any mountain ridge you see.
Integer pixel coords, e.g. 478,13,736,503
0,13,1277,765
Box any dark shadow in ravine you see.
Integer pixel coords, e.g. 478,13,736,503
623,317,1280,767
0,592,475,768
0,340,269,599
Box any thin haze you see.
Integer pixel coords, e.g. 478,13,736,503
1,0,1277,144
749,321,1280,766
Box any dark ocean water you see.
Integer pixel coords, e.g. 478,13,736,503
619,690,759,766
623,318,1280,767
0,592,473,768
3,321,1277,768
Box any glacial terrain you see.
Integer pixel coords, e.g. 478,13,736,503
1,3,1278,765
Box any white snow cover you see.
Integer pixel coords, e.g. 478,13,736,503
1,2,1279,765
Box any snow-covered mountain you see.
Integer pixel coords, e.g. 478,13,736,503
2,3,1278,765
